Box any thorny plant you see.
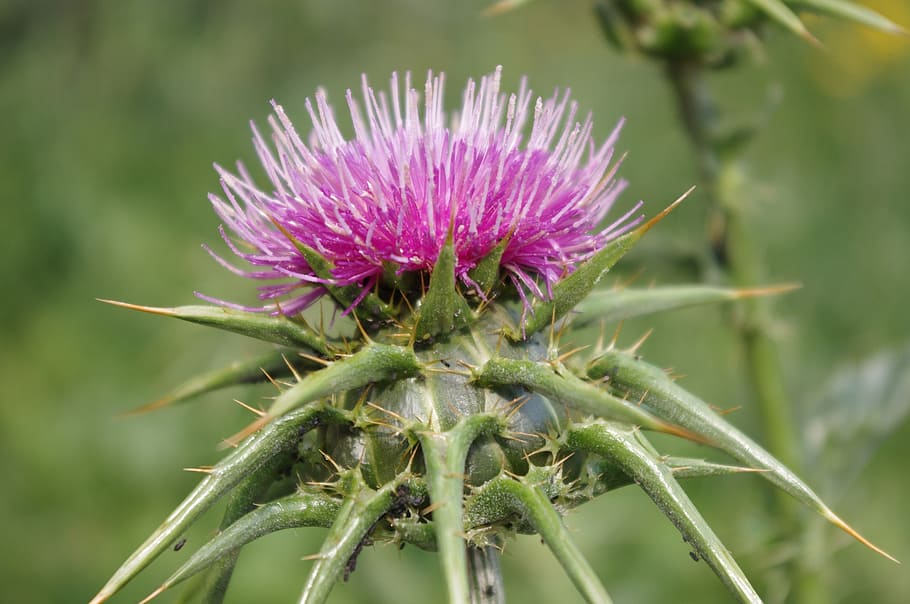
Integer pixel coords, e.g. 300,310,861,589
92,67,896,604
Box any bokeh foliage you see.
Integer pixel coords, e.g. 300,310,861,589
1,0,908,601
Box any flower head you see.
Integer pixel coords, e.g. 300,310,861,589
202,67,641,315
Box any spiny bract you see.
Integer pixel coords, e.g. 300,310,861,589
93,68,891,604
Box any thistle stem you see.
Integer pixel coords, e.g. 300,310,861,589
467,544,505,604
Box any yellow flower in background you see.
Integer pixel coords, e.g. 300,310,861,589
807,0,910,96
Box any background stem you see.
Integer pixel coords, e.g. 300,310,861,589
665,58,801,478
665,59,821,601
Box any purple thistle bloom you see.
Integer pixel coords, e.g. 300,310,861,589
201,67,642,315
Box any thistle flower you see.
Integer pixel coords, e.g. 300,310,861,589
94,68,894,604
202,66,641,315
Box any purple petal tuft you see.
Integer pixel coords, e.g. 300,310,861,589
202,67,642,314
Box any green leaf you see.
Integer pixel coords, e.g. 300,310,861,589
511,190,690,340
792,0,907,34
575,283,797,327
566,422,762,603
804,342,910,500
89,404,348,604
588,348,897,561
747,0,819,42
99,300,332,355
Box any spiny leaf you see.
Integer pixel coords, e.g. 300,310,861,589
299,471,418,604
185,445,301,604
143,490,341,603
98,300,332,355
511,188,691,340
589,348,898,562
474,357,703,442
228,343,421,444
747,0,820,43
575,283,799,327
414,232,471,341
566,422,762,603
89,404,347,604
122,350,303,416
793,0,907,34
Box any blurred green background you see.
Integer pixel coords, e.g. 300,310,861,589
2,1,908,602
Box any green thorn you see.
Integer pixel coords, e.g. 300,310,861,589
415,230,472,342
99,300,333,355
190,446,300,604
228,343,420,445
511,188,691,340
143,488,338,602
519,476,613,604
467,236,510,297
121,350,306,416
574,283,798,327
463,471,613,603
269,220,396,321
664,456,768,479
